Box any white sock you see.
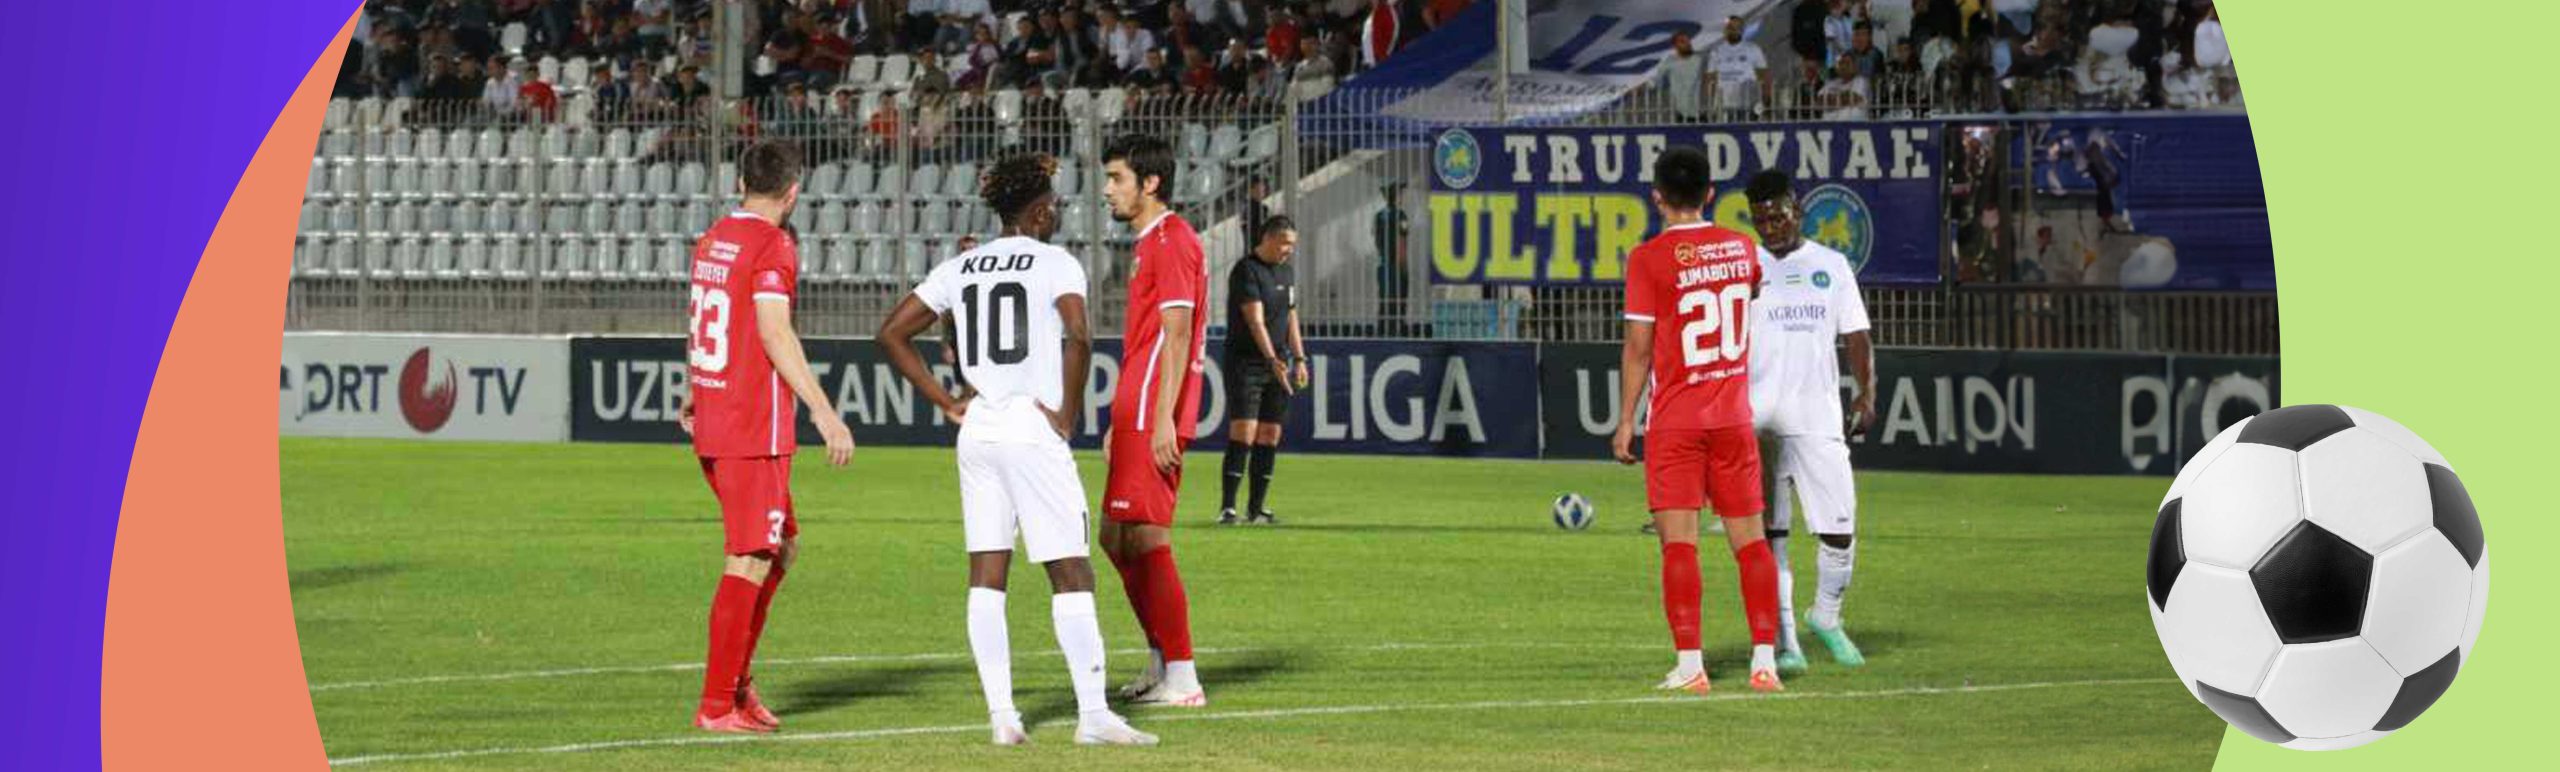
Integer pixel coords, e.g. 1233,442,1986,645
1163,659,1199,690
1675,649,1703,673
967,587,1015,717
1770,533,1800,653
1813,541,1856,630
1751,644,1776,672
1051,591,1111,717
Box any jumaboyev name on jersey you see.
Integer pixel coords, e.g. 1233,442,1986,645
1675,254,1752,289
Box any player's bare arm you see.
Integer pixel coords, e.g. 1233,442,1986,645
1239,299,1291,395
1051,292,1092,440
1150,305,1193,473
1845,329,1877,435
877,295,967,425
757,297,855,467
1614,320,1653,465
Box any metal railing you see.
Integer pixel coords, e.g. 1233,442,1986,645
290,68,2268,355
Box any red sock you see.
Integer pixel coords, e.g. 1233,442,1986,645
700,574,761,715
1139,545,1193,661
1734,538,1780,647
1110,549,1160,651
1661,542,1703,651
740,564,787,682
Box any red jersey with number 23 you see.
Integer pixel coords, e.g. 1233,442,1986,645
1623,221,1762,433
688,211,801,458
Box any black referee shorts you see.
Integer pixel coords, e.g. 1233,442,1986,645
1225,359,1292,423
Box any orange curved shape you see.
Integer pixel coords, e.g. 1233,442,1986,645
98,11,353,770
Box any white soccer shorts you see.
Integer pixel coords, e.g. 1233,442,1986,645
1763,434,1857,536
957,437,1092,564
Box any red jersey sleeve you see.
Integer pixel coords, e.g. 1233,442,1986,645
750,230,799,304
1149,232,1206,311
1623,245,1659,322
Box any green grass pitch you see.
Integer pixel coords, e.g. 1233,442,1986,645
284,438,2221,769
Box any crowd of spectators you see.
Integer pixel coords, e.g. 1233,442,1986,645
1646,0,2232,122
332,1,1488,128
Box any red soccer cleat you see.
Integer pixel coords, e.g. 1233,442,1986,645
695,709,775,734
737,677,781,730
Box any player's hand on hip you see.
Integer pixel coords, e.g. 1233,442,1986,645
817,414,856,467
1038,403,1073,441
942,397,971,426
1150,429,1182,473
1611,424,1639,465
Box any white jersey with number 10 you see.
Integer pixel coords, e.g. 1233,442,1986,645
912,236,1090,445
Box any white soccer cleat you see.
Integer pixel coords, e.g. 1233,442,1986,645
1074,713,1161,746
1127,680,1207,707
1655,667,1711,695
990,711,1028,746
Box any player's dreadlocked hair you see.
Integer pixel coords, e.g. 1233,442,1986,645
1745,170,1796,206
979,152,1058,226
1652,146,1714,210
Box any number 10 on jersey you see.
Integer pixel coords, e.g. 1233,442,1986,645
1677,285,1751,366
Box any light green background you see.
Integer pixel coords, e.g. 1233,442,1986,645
2215,2,2552,767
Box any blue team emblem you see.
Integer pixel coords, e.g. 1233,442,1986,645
1433,128,1483,190
1798,184,1875,271
1812,270,1833,289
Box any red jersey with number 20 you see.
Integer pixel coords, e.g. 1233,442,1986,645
1116,212,1209,438
1624,221,1763,433
688,211,801,458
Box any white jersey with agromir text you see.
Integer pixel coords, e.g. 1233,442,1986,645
913,235,1090,445
1748,240,1871,438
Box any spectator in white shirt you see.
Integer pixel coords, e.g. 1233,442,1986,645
1109,16,1156,74
1656,32,1706,121
482,55,523,114
1703,16,1769,121
1818,56,1871,120
1823,0,1858,66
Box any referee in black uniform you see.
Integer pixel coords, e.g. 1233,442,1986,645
1219,215,1308,526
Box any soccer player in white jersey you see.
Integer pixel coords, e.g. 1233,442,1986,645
877,153,1157,746
1743,171,1879,675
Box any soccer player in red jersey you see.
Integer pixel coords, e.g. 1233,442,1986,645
676,140,857,733
1096,134,1211,707
1610,146,1786,695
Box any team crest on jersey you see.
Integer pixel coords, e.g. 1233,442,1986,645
1812,270,1833,289
1433,128,1482,190
1800,184,1875,271
1673,242,1699,266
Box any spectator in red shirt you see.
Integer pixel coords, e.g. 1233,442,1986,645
1266,7,1303,64
805,12,857,88
1182,45,1218,93
519,68,559,122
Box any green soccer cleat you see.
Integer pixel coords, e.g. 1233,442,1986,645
1775,648,1809,675
1806,615,1866,668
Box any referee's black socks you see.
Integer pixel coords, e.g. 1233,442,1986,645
1221,443,1251,511
1247,444,1278,515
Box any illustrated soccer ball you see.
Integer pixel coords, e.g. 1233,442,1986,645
2148,405,2488,750
1552,493,1594,531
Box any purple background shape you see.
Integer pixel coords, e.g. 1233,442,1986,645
0,2,352,768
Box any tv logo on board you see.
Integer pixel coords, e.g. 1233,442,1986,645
287,347,534,434
1434,128,1482,190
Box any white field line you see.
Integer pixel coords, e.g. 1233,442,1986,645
308,641,1658,693
326,677,2175,767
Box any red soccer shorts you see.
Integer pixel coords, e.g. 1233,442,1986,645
1643,425,1765,518
1102,426,1188,526
699,455,799,555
